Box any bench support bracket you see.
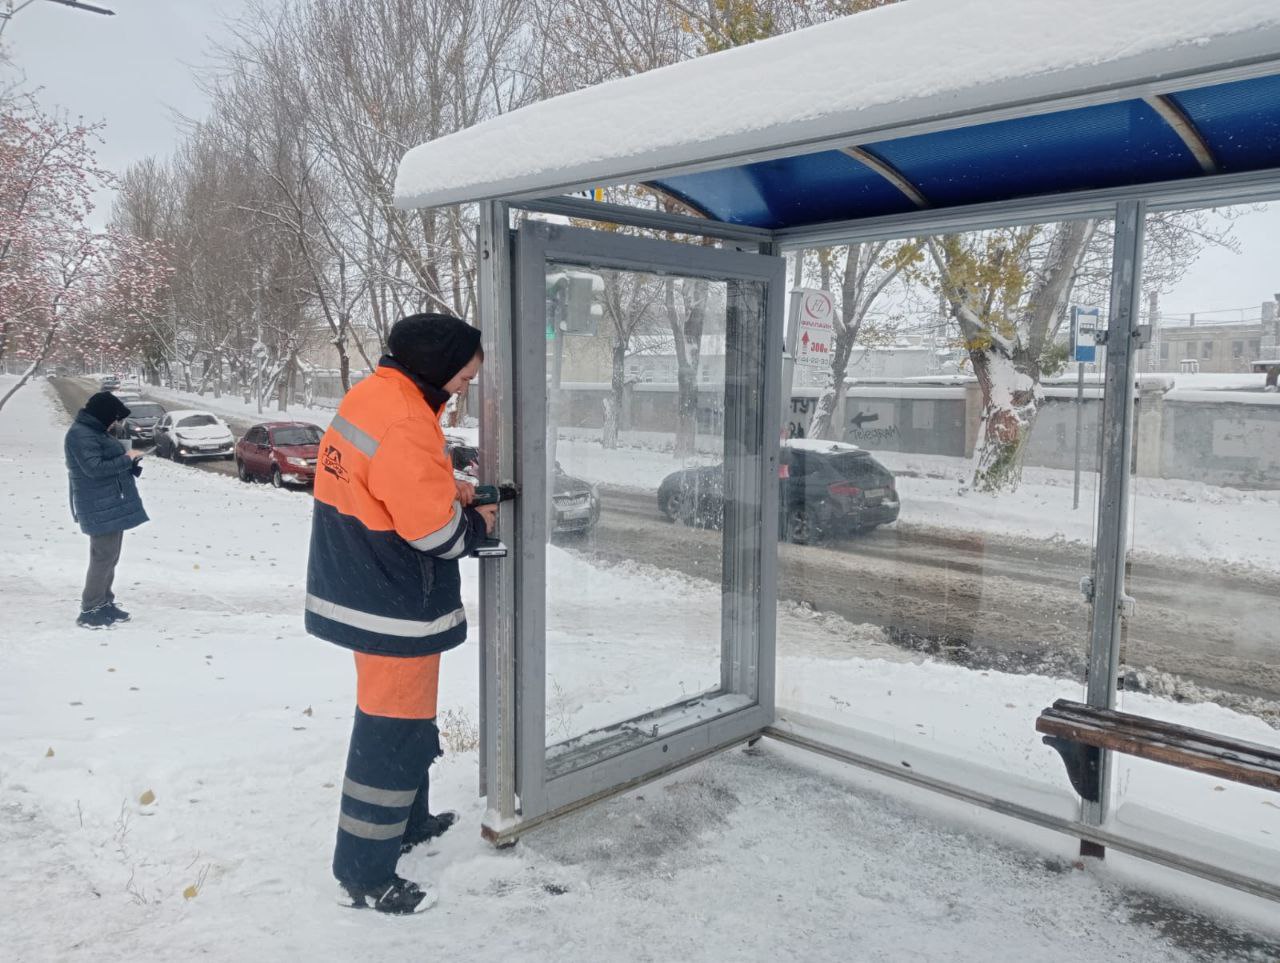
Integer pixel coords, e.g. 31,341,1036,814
1042,735,1101,803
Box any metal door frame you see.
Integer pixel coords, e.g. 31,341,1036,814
480,213,785,842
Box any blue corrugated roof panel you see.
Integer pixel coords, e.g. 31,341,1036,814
866,99,1202,209
648,75,1280,233
653,149,915,230
1170,74,1280,173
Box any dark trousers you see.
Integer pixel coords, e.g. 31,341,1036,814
333,708,442,888
82,530,123,612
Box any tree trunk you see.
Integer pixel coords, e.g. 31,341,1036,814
0,321,59,414
666,276,708,457
604,340,626,449
809,333,854,440
968,344,1040,492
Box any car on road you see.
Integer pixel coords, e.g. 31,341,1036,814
112,401,167,446
550,463,600,537
657,440,899,543
235,421,323,488
154,410,235,462
99,375,120,391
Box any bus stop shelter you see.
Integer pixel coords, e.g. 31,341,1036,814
394,0,1280,902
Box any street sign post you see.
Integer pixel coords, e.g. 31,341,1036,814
794,288,836,369
1070,306,1102,508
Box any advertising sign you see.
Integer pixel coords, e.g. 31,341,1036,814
795,288,836,368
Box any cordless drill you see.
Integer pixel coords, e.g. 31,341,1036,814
469,482,518,557
473,483,519,506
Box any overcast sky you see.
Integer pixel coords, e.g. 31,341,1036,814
3,0,261,223
3,0,1277,321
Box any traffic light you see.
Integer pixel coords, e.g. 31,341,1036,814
546,271,603,336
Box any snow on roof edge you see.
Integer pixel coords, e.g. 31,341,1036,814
395,0,1280,211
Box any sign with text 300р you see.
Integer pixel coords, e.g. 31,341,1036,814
795,288,835,368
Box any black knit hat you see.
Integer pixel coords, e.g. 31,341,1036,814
387,313,482,390
83,391,130,429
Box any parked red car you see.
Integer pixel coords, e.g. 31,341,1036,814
235,421,323,488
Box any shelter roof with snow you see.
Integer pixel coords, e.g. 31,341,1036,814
395,0,1280,234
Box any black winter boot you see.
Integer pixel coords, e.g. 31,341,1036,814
76,607,114,630
104,603,130,623
338,874,437,914
400,811,459,854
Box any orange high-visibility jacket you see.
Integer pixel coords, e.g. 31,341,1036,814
305,360,482,656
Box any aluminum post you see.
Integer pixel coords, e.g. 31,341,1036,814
1083,199,1146,833
477,200,517,829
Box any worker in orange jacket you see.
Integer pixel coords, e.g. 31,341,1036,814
306,313,496,915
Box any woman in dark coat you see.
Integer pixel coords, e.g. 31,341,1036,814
65,391,149,629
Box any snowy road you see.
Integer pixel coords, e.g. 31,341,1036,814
54,378,286,483
55,379,1280,711
583,489,1280,710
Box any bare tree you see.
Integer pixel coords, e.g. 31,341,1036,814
807,240,919,440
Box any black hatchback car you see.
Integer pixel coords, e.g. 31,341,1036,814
658,441,899,542
112,401,167,446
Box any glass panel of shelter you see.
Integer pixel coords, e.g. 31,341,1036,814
772,215,1118,822
542,263,737,765
1112,201,1280,875
510,220,781,821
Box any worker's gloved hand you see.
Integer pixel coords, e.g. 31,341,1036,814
130,460,143,478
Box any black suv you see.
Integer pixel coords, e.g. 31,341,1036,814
657,441,899,543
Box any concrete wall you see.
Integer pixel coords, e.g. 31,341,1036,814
1155,395,1280,489
556,380,1280,490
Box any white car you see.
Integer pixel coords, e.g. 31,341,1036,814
154,409,235,462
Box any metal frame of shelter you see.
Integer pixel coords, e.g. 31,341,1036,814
406,34,1280,904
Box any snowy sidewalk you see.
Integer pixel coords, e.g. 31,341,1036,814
1,377,1277,961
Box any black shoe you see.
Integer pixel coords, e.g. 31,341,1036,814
76,607,114,630
400,811,459,854
103,603,130,623
338,875,437,915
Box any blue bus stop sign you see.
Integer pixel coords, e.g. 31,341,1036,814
1071,306,1101,363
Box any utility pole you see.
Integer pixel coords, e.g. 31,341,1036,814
780,252,802,437
1147,289,1159,370
255,282,264,415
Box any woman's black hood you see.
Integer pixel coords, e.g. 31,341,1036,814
82,391,130,430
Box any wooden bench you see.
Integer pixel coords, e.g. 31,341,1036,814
1036,699,1280,804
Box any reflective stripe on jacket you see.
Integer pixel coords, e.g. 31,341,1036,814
305,362,482,656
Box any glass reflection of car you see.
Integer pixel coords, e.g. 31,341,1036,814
444,437,600,537
112,401,166,445
445,436,481,478
154,410,235,462
550,462,600,537
657,440,899,543
235,421,323,488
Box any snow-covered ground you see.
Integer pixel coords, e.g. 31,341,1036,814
4,376,1279,960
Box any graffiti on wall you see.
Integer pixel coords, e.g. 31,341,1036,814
847,409,899,444
787,397,814,438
